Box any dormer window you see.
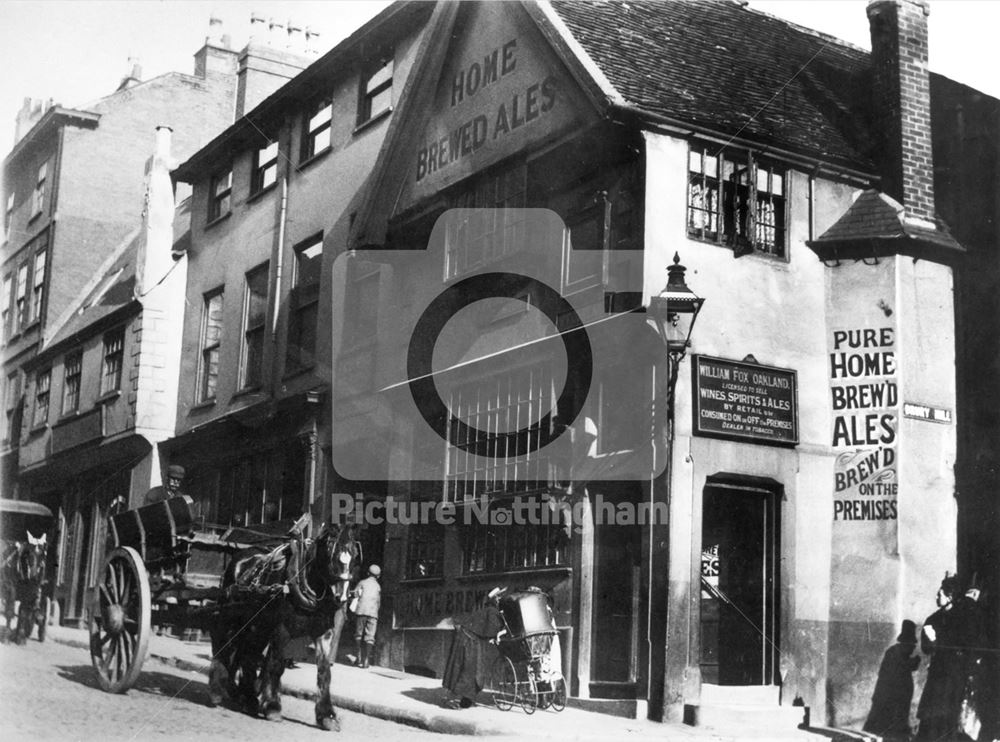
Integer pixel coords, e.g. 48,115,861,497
358,56,393,125
208,168,232,222
687,143,786,259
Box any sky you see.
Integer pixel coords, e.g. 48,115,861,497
0,0,998,154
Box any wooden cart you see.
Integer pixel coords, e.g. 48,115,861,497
88,495,298,693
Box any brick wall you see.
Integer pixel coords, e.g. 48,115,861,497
867,0,936,223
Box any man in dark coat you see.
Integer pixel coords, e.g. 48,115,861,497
864,620,920,740
916,575,980,741
442,587,506,709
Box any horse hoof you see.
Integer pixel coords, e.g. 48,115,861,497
317,716,340,732
265,708,282,722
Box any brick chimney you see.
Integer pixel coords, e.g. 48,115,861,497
867,0,935,227
235,14,312,118
193,15,238,80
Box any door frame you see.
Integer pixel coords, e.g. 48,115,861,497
699,475,781,686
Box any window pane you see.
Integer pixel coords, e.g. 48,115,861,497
368,88,392,118
246,268,268,327
295,240,323,287
309,103,332,132
366,59,393,93
311,126,331,153
260,140,278,164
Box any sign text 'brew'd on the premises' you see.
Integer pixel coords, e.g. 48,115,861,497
692,356,798,446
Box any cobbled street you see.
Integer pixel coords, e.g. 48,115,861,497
0,639,461,741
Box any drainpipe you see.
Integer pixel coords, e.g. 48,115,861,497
272,174,288,339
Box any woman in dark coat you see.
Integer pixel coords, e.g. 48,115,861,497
442,587,506,709
864,620,920,740
916,575,978,741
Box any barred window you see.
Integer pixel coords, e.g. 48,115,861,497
445,364,559,502
444,163,527,279
358,57,393,125
687,144,786,258
302,98,332,160
101,327,125,394
252,140,279,194
33,369,50,428
406,523,444,579
62,351,82,415
208,169,232,222
239,263,269,389
463,508,567,575
198,289,224,401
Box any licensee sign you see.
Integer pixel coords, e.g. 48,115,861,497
692,356,798,445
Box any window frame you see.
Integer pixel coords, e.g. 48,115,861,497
302,97,333,162
33,368,50,428
32,160,48,218
239,263,269,390
197,288,224,403
1,272,11,341
358,56,394,126
4,190,13,239
14,261,29,331
686,142,788,260
251,139,279,195
100,327,125,395
31,248,46,321
286,234,323,372
208,168,233,223
61,350,83,416
4,371,20,444
405,523,445,580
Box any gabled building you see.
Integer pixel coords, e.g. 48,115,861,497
332,0,997,732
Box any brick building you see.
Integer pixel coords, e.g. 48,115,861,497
0,25,246,624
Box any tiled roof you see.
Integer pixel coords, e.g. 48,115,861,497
806,189,964,260
550,0,875,171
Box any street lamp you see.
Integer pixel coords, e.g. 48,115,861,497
647,252,704,723
648,252,705,404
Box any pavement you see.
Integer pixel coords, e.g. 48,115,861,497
46,624,876,741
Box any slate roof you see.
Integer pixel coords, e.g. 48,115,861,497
550,0,876,172
806,189,964,260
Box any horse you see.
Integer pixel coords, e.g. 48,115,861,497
1,531,48,644
207,520,361,730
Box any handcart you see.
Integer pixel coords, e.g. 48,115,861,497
490,589,566,714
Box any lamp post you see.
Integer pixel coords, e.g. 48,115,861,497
648,252,705,411
647,252,704,722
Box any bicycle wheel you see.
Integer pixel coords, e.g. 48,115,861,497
491,655,516,711
519,667,538,714
550,676,567,712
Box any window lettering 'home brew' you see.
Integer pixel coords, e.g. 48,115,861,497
416,37,559,183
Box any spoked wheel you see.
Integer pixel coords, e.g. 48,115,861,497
491,655,516,711
549,676,567,712
89,547,150,693
519,668,538,715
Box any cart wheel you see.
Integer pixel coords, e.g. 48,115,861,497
491,656,516,711
550,676,567,712
519,668,538,715
89,547,150,693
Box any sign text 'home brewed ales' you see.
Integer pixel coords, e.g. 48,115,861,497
692,356,798,445
828,326,899,531
416,38,558,183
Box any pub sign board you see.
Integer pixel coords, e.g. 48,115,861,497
691,355,799,446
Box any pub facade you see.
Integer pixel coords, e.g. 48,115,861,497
333,0,975,729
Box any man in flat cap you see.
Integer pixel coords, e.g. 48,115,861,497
352,564,382,668
145,464,186,504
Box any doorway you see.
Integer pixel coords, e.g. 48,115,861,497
699,482,779,685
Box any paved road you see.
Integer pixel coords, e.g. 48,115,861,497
0,638,463,741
